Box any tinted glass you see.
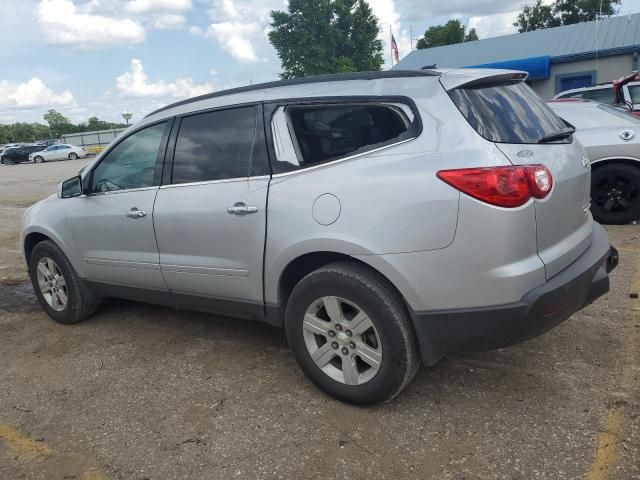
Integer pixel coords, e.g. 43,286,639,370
449,82,568,144
581,88,614,104
91,122,166,193
172,106,257,184
286,104,412,168
628,85,640,104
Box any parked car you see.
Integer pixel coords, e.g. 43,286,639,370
29,144,89,163
0,143,22,160
554,71,640,116
21,69,618,404
1,144,46,165
547,99,640,224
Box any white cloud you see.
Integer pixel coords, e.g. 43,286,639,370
203,22,262,62
0,78,75,108
153,14,187,29
468,11,519,39
368,0,411,67
37,0,145,48
115,58,214,98
124,0,192,14
191,0,285,63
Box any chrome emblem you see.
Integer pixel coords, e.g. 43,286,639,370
517,150,534,158
619,129,635,141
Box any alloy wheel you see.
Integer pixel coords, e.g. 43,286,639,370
592,171,639,215
36,257,68,312
302,296,382,385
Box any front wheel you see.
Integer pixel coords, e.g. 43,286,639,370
285,262,419,405
28,240,97,324
68,152,78,160
33,156,44,164
591,163,640,224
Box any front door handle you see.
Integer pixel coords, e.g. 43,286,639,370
126,207,147,219
227,202,258,216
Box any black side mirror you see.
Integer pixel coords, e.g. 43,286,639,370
57,175,83,199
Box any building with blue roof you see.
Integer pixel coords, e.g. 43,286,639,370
394,13,640,99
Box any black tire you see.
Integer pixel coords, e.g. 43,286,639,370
28,240,97,324
591,163,640,224
285,261,420,405
33,156,44,164
68,152,78,160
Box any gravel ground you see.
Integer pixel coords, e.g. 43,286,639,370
0,160,638,480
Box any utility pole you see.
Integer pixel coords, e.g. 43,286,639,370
410,25,414,50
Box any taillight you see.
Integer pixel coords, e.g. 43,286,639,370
437,165,553,208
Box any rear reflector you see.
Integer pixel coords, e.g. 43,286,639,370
437,165,553,208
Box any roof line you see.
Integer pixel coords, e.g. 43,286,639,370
144,70,440,118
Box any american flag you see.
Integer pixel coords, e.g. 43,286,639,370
391,34,399,63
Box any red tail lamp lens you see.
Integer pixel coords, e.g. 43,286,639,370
437,165,552,208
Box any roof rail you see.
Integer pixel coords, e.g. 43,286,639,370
145,70,441,118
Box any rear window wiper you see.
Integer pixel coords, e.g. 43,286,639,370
537,127,575,143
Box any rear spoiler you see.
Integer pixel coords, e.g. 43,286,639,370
438,69,528,91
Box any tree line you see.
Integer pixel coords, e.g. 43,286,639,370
266,0,621,77
2,0,623,135
0,109,126,144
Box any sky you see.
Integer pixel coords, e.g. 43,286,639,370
2,0,640,125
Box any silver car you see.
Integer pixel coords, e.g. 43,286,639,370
21,70,618,404
548,99,640,224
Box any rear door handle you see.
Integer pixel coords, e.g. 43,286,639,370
126,208,147,219
227,203,258,216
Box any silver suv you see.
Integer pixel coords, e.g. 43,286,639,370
22,69,618,404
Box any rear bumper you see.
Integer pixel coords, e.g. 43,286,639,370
412,223,617,366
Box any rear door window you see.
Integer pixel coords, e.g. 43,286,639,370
449,81,568,144
272,102,418,173
171,106,263,184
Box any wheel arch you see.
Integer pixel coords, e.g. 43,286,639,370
274,251,416,328
24,231,52,263
591,156,640,169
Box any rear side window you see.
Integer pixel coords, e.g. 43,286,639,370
272,102,418,173
449,82,568,144
172,106,259,184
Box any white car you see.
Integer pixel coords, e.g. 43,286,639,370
548,99,640,224
29,144,89,163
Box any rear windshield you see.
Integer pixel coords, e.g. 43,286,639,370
449,81,568,144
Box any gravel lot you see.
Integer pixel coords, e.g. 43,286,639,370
0,159,638,480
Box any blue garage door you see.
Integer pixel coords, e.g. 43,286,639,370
559,75,593,92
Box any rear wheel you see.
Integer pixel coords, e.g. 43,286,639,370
285,262,419,405
28,240,97,324
33,156,44,164
591,163,640,224
68,152,78,160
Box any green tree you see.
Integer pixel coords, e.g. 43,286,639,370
269,0,383,79
416,20,479,50
43,109,74,138
514,0,620,32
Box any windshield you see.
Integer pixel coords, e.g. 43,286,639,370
449,81,568,144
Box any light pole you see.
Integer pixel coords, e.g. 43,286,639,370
121,109,133,126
